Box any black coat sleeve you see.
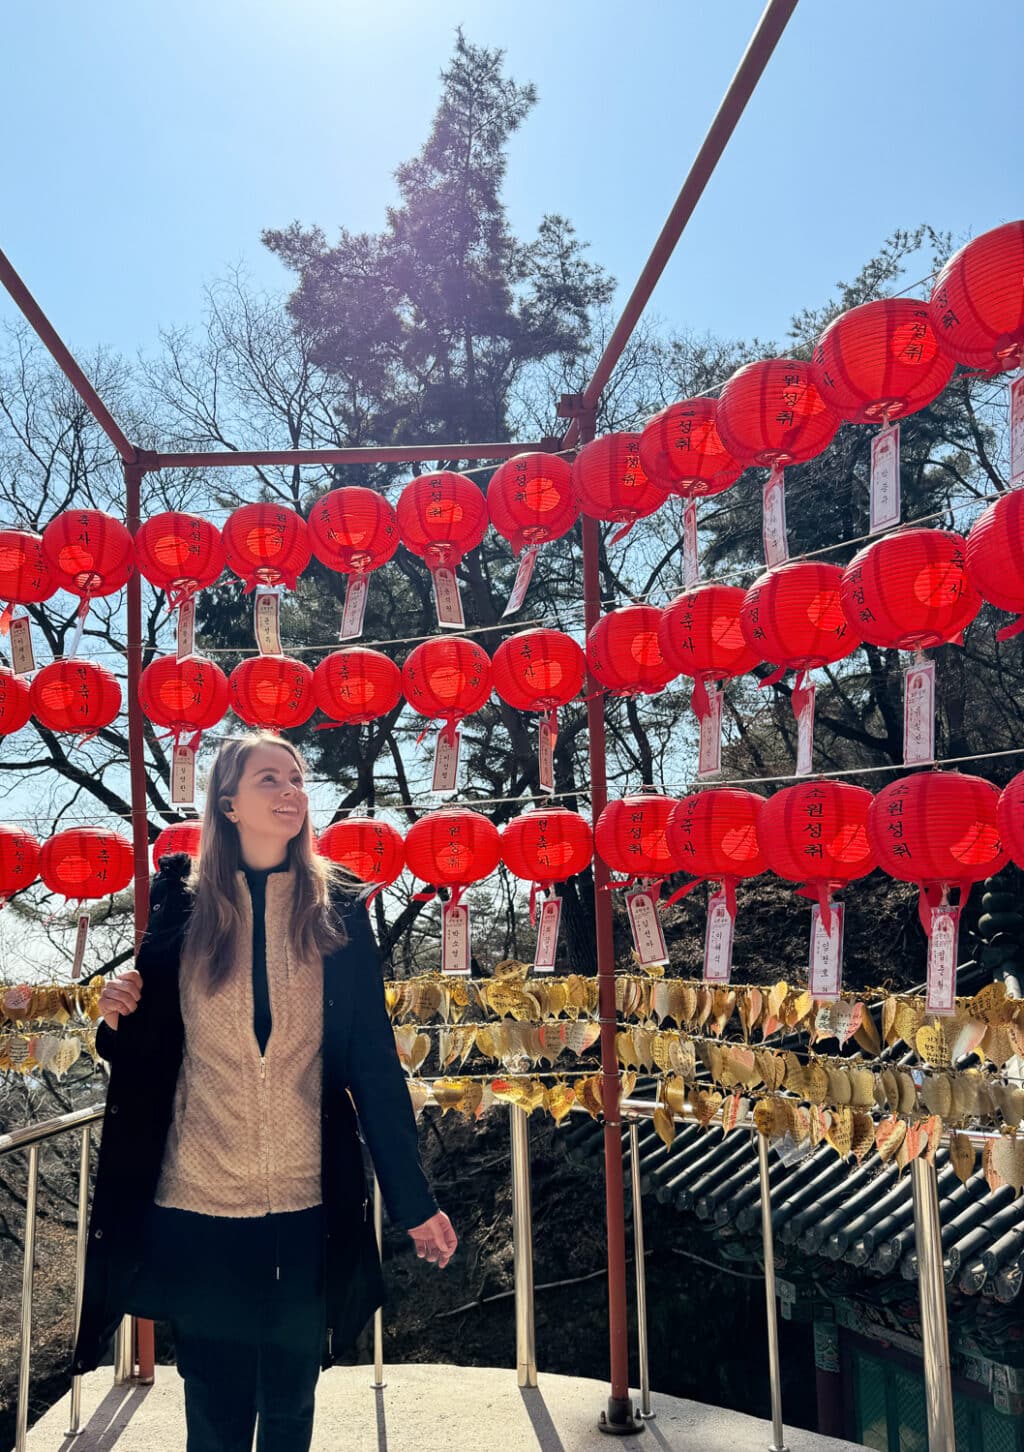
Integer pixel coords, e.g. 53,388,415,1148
341,898,441,1232
93,853,190,1066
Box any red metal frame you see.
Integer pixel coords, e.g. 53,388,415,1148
0,0,797,1420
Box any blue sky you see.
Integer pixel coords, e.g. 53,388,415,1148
2,0,1021,371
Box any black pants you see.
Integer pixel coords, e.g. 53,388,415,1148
142,1202,327,1452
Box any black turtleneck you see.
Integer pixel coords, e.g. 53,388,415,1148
240,853,290,1056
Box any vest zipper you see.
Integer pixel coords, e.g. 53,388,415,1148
258,1053,273,1218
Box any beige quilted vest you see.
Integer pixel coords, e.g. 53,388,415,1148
154,867,324,1217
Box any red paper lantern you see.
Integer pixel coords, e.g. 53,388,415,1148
741,563,859,676
869,772,1006,929
501,808,593,884
0,826,41,901
134,512,225,603
222,503,311,592
404,808,501,887
42,510,134,598
228,656,316,730
313,648,402,726
0,530,54,627
40,828,134,899
716,359,841,467
595,794,680,881
491,629,585,712
318,817,405,886
151,822,202,871
996,772,1024,870
929,221,1024,372
811,300,954,423
307,487,399,574
0,669,33,736
638,399,744,498
139,656,230,742
965,491,1024,639
571,432,664,538
667,789,766,884
396,472,488,568
761,782,876,926
840,528,980,650
402,637,491,727
487,453,578,552
587,606,674,697
30,660,122,735
658,584,760,690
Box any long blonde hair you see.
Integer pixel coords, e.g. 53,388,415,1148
180,732,354,991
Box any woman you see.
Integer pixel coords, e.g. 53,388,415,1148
72,731,457,1452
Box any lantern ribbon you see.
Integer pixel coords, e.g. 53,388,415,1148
996,615,1024,641
758,664,789,690
608,515,639,546
791,669,814,722
690,676,714,723
241,574,296,596
663,875,738,920
918,880,974,937
528,880,556,928
162,581,202,614
67,598,91,660
794,879,846,936
0,601,14,637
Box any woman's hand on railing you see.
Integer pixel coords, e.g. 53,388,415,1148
98,969,143,1031
406,1209,458,1269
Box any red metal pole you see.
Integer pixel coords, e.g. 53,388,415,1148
579,410,640,1434
123,457,156,1381
150,441,554,471
562,0,800,449
0,249,136,463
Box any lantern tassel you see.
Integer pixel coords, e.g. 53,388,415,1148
791,669,813,722
690,676,711,722
795,880,842,936
996,615,1024,641
918,880,973,937
758,664,788,690
609,517,637,545
0,601,13,637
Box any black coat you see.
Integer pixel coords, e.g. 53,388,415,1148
71,852,439,1375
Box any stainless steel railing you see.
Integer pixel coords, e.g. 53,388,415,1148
3,1085,984,1452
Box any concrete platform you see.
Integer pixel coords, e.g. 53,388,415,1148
26,1362,866,1451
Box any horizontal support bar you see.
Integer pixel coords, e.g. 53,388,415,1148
149,441,554,471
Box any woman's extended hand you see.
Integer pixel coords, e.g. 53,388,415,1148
98,969,143,1031
406,1209,457,1268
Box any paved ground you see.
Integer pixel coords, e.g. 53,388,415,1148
26,1363,866,1451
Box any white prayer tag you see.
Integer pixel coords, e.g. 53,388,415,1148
697,685,723,778
67,601,89,660
339,573,369,640
431,566,465,629
71,911,91,981
9,614,35,675
870,423,901,532
808,902,845,1001
1010,375,1024,488
171,744,197,806
254,589,282,656
762,467,789,567
703,888,735,983
442,901,471,975
626,890,669,967
903,657,936,766
682,500,699,588
176,597,196,660
538,716,555,794
534,895,562,972
431,725,461,795
502,545,540,618
926,906,960,1016
795,679,817,777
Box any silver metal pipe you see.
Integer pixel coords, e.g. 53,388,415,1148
15,1143,39,1452
66,1123,91,1436
113,1315,133,1384
757,1135,789,1452
509,1103,537,1388
911,1156,955,1449
0,1103,105,1157
628,1120,654,1419
371,1173,386,1389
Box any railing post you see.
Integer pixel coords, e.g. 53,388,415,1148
371,1172,386,1389
757,1134,789,1452
628,1119,654,1420
66,1123,91,1435
113,1315,134,1384
509,1102,537,1387
911,1156,955,1449
15,1143,39,1452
